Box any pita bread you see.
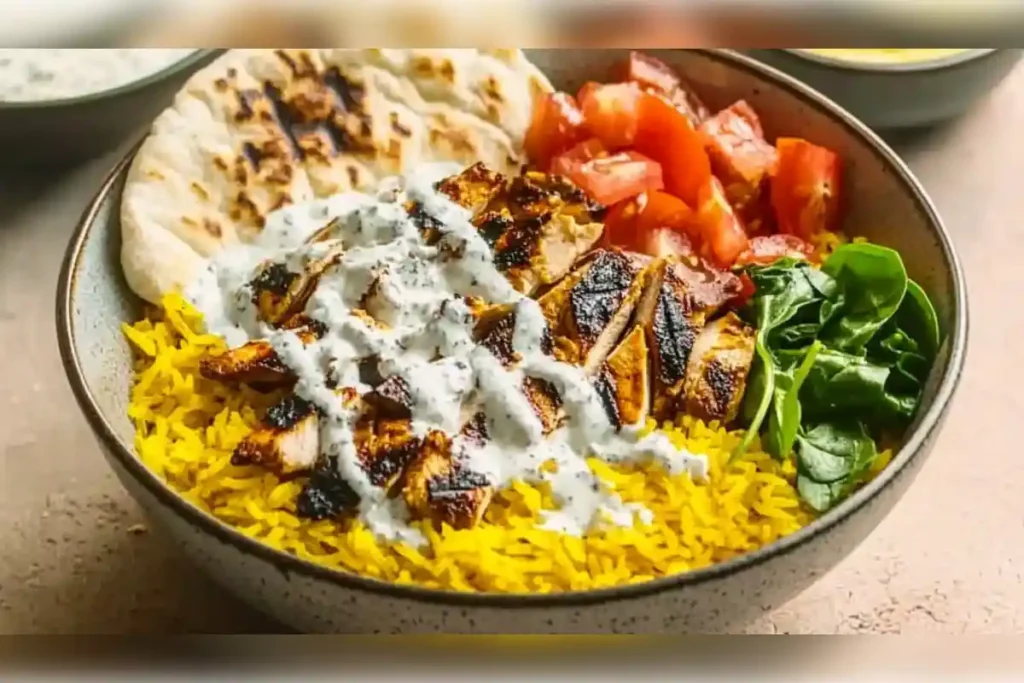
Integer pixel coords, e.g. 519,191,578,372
121,48,553,304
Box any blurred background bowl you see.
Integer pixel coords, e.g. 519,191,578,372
746,48,1023,131
0,49,220,168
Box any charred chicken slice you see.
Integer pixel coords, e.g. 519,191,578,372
435,162,507,214
406,163,506,245
250,242,345,326
539,248,653,373
198,320,324,387
633,256,743,422
415,164,605,295
594,324,650,430
477,171,605,296
232,394,320,475
474,305,562,435
354,375,423,490
402,413,494,530
682,312,756,424
296,455,361,521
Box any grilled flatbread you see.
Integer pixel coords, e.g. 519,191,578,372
121,48,553,304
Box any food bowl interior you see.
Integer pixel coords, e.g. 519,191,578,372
528,49,959,427
65,49,962,592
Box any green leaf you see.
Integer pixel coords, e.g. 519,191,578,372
732,260,838,462
764,340,823,460
731,245,936,513
733,333,776,461
895,279,941,363
800,349,891,418
821,243,908,354
795,421,878,512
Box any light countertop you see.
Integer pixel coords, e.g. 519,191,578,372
1,66,1021,634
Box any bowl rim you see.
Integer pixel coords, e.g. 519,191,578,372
56,48,969,609
782,48,999,74
0,49,219,110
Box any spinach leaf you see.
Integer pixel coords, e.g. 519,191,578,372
733,260,837,460
734,333,776,459
764,340,823,459
820,243,908,354
795,421,878,513
894,279,940,363
730,244,941,513
869,326,928,395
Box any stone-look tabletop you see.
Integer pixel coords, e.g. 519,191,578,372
1,66,1021,634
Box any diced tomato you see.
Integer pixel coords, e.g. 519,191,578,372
639,228,694,258
692,177,749,268
618,51,683,97
734,234,814,267
633,92,712,207
601,190,694,253
578,82,642,151
700,100,778,212
576,81,601,106
736,183,776,236
550,138,608,177
617,51,710,126
635,190,693,235
524,92,586,170
602,195,647,251
771,137,842,240
558,151,664,207
733,272,757,307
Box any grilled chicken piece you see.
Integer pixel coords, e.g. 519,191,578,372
476,171,605,295
436,162,507,214
199,323,323,387
683,312,757,424
352,374,422,489
406,163,506,245
474,305,562,434
418,164,605,295
402,414,494,530
522,377,563,434
250,242,344,326
232,395,319,474
362,375,414,419
594,324,650,430
634,256,744,421
296,455,361,520
473,303,553,365
353,412,422,490
539,248,653,373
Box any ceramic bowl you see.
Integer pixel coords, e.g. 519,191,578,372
57,49,968,634
0,49,221,167
746,49,1023,131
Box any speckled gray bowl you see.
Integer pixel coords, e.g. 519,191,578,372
746,49,1022,131
56,49,968,634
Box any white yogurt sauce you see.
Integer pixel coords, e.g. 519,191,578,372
185,162,708,545
0,49,196,102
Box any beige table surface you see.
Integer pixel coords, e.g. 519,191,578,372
1,67,1021,635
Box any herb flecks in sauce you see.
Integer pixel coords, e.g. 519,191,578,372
186,163,708,545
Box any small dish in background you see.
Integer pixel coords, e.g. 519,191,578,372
746,49,1023,131
0,49,220,167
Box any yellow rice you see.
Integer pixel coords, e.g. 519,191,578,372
123,291,884,593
